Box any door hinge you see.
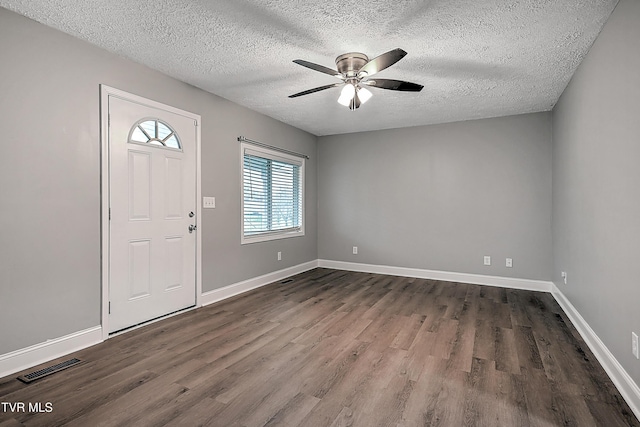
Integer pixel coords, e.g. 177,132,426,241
108,113,111,127
194,119,198,127
109,208,111,220
108,301,111,314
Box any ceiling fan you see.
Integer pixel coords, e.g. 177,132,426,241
289,48,423,110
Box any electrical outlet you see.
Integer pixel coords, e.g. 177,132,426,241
561,271,567,285
633,332,639,359
483,256,491,266
277,251,282,261
203,196,216,209
352,246,358,255
506,258,513,268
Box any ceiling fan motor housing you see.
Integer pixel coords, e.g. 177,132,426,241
335,53,369,77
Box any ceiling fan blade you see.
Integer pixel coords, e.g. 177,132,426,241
357,48,407,77
363,79,423,92
289,83,342,98
293,59,343,78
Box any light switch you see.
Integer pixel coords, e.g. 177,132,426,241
203,196,216,209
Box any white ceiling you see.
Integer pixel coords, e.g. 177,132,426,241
1,0,617,136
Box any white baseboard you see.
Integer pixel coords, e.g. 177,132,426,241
552,284,640,421
318,259,553,292
201,260,319,306
0,326,103,379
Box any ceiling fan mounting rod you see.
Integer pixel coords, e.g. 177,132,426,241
345,77,358,87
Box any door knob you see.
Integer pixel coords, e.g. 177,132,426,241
188,224,197,233
189,211,195,218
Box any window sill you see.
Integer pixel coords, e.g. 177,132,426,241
241,229,305,245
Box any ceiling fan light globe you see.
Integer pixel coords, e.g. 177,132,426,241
337,93,351,107
358,87,373,104
337,83,356,106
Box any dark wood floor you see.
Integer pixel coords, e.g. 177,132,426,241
1,268,637,426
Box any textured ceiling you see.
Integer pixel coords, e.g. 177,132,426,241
1,0,618,136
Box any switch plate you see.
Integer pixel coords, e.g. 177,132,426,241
483,256,491,266
203,196,216,209
561,271,567,285
633,332,639,359
506,258,513,268
353,246,358,255
277,251,282,261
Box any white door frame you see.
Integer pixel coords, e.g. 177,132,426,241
100,85,203,340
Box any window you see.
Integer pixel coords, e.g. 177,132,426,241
129,118,181,150
241,143,304,244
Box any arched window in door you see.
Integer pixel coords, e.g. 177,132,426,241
129,118,181,150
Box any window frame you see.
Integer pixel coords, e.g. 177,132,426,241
128,117,183,151
240,142,305,244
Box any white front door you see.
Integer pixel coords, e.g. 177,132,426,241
108,95,197,333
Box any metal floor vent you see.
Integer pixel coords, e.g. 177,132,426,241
17,358,83,383
281,279,294,284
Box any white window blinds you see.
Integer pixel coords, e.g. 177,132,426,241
242,145,304,240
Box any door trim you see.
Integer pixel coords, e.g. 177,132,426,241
100,85,202,340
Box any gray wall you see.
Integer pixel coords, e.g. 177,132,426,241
318,113,553,281
0,8,317,355
552,0,640,383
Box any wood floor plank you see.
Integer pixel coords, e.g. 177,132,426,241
586,398,638,427
429,365,469,426
196,320,282,364
224,380,304,427
390,313,425,351
355,313,406,353
472,319,496,361
300,347,385,425
322,305,371,338
400,356,449,425
177,365,240,397
163,397,227,427
493,369,530,427
212,346,321,426
356,352,414,426
508,289,535,327
429,318,459,360
304,340,371,400
463,357,499,427
494,326,521,374
43,370,162,427
328,406,354,427
291,309,350,345
513,325,545,371
215,340,308,404
262,392,320,427
331,347,408,426
0,268,636,427
222,325,307,375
